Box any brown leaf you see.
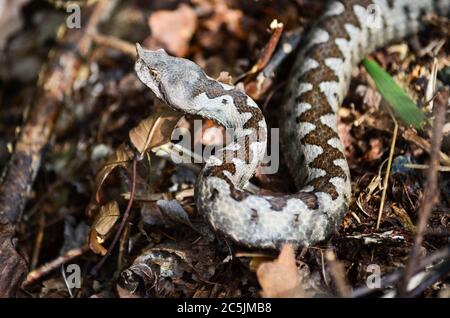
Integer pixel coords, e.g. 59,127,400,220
93,144,132,204
89,229,107,256
256,244,307,298
391,204,416,233
93,201,120,237
89,201,121,255
202,1,245,39
249,19,284,76
129,111,183,156
364,138,384,162
216,71,233,85
147,4,198,57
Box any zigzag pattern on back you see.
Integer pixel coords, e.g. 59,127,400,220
135,0,450,249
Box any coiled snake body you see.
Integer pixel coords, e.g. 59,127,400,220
135,0,450,249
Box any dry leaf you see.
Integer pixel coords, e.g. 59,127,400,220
93,201,121,237
391,204,416,233
156,199,195,229
256,244,307,298
89,201,121,255
129,111,183,157
94,144,132,203
147,4,198,57
216,71,233,85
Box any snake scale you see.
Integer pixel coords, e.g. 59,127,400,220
135,0,450,249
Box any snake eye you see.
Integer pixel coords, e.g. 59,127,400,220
150,69,159,78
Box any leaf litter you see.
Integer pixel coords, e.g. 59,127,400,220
0,0,449,298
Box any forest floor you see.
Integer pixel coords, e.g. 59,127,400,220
0,0,449,298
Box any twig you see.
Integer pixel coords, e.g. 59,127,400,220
351,245,450,297
91,158,137,275
376,106,398,230
0,0,118,298
399,88,449,297
407,258,450,297
403,129,450,165
30,213,46,270
23,244,90,287
118,222,132,272
91,33,136,57
403,163,450,172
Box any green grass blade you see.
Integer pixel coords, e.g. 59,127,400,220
363,58,425,130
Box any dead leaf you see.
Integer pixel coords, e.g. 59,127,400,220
202,1,245,39
216,71,233,85
129,111,183,157
391,204,416,233
248,19,283,76
147,4,198,57
93,144,132,204
89,201,120,255
364,138,384,161
156,199,195,229
256,244,308,298
93,201,121,237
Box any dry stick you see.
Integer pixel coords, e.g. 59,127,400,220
91,158,137,275
398,88,449,297
0,0,117,297
403,163,450,172
376,106,398,230
351,245,450,297
91,33,136,57
23,244,90,287
30,213,46,270
403,129,450,165
407,259,450,297
0,0,112,225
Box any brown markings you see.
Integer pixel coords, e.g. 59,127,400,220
206,163,248,201
292,1,374,199
268,192,318,211
207,162,319,211
193,78,266,181
250,208,259,222
192,80,264,134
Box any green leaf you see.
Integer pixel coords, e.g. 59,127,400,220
363,58,425,130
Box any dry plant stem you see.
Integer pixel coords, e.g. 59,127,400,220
399,88,449,297
91,158,137,276
407,259,450,297
403,129,450,165
0,0,116,297
118,222,132,272
23,244,90,287
91,33,136,57
404,163,450,171
351,245,450,297
376,106,398,230
0,0,112,225
30,213,46,270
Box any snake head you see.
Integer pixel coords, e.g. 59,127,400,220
135,43,202,110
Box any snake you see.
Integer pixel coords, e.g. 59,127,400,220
134,0,450,249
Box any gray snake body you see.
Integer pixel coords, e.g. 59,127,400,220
135,0,450,249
